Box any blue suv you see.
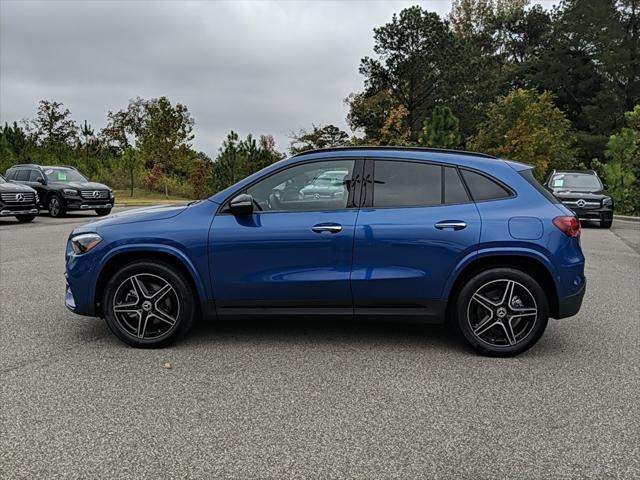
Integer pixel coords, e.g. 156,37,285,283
65,147,586,356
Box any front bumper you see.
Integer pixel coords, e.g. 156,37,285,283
0,206,38,216
64,200,113,211
566,206,612,223
555,279,586,319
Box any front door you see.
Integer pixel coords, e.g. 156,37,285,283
351,159,481,319
210,158,362,316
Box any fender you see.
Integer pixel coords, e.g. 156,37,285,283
96,243,209,307
441,246,560,300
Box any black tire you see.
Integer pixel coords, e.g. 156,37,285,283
15,214,36,223
455,268,549,357
102,260,196,348
95,208,112,216
599,217,613,229
48,194,66,218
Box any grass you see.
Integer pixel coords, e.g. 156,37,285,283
113,188,192,206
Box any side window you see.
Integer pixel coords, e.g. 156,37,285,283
246,159,355,212
460,169,512,201
443,167,469,204
5,169,16,180
373,160,441,208
28,170,43,182
15,169,30,181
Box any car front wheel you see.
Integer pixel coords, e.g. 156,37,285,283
599,217,613,229
15,214,36,223
48,194,66,218
455,268,549,357
102,260,196,348
95,208,112,216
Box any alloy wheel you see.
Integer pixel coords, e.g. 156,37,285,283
49,197,60,216
112,273,180,340
466,279,538,347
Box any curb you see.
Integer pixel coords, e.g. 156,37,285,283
614,214,640,223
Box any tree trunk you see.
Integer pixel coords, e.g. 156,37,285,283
130,168,134,197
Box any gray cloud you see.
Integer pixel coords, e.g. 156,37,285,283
0,0,553,156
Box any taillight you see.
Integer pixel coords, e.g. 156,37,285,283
553,216,581,237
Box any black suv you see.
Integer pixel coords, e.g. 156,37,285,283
0,174,39,222
5,164,114,218
544,170,613,228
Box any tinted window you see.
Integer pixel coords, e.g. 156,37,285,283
15,169,30,181
28,169,44,182
5,170,16,180
461,169,512,201
373,161,441,207
444,167,469,204
246,160,355,212
520,169,559,204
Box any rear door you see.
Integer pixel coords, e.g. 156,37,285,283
351,159,481,319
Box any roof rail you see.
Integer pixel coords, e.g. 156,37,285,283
291,146,497,160
8,164,38,168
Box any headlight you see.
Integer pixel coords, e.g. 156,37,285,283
70,233,102,254
602,197,613,206
109,189,114,198
63,188,78,196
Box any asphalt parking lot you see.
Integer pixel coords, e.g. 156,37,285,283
1,210,638,479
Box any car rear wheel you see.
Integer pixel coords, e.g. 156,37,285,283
48,194,66,218
95,208,112,216
102,261,196,348
15,214,36,223
455,268,549,357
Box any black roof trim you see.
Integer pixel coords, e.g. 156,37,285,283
8,164,78,171
291,146,497,160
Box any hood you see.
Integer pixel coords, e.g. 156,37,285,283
551,188,609,200
50,181,111,190
0,181,37,193
85,203,188,230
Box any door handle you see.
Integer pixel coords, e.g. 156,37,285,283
312,223,343,234
435,221,467,231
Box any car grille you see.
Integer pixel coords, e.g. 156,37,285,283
1,192,36,203
562,199,601,210
80,190,109,199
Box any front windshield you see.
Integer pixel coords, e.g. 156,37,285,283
550,172,602,190
44,168,87,183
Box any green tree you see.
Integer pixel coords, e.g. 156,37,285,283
119,147,143,197
290,124,350,154
136,97,194,173
419,106,461,148
470,89,576,178
347,6,461,142
211,131,283,192
596,105,640,214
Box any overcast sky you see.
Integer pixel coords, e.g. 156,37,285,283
0,0,557,156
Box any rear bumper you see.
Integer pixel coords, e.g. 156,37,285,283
555,279,586,319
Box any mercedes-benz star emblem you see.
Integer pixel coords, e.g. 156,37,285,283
15,193,25,202
576,199,586,208
91,191,99,198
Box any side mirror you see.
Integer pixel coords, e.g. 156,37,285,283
229,193,254,215
36,177,45,185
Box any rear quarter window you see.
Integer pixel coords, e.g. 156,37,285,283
460,169,512,201
520,169,560,204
